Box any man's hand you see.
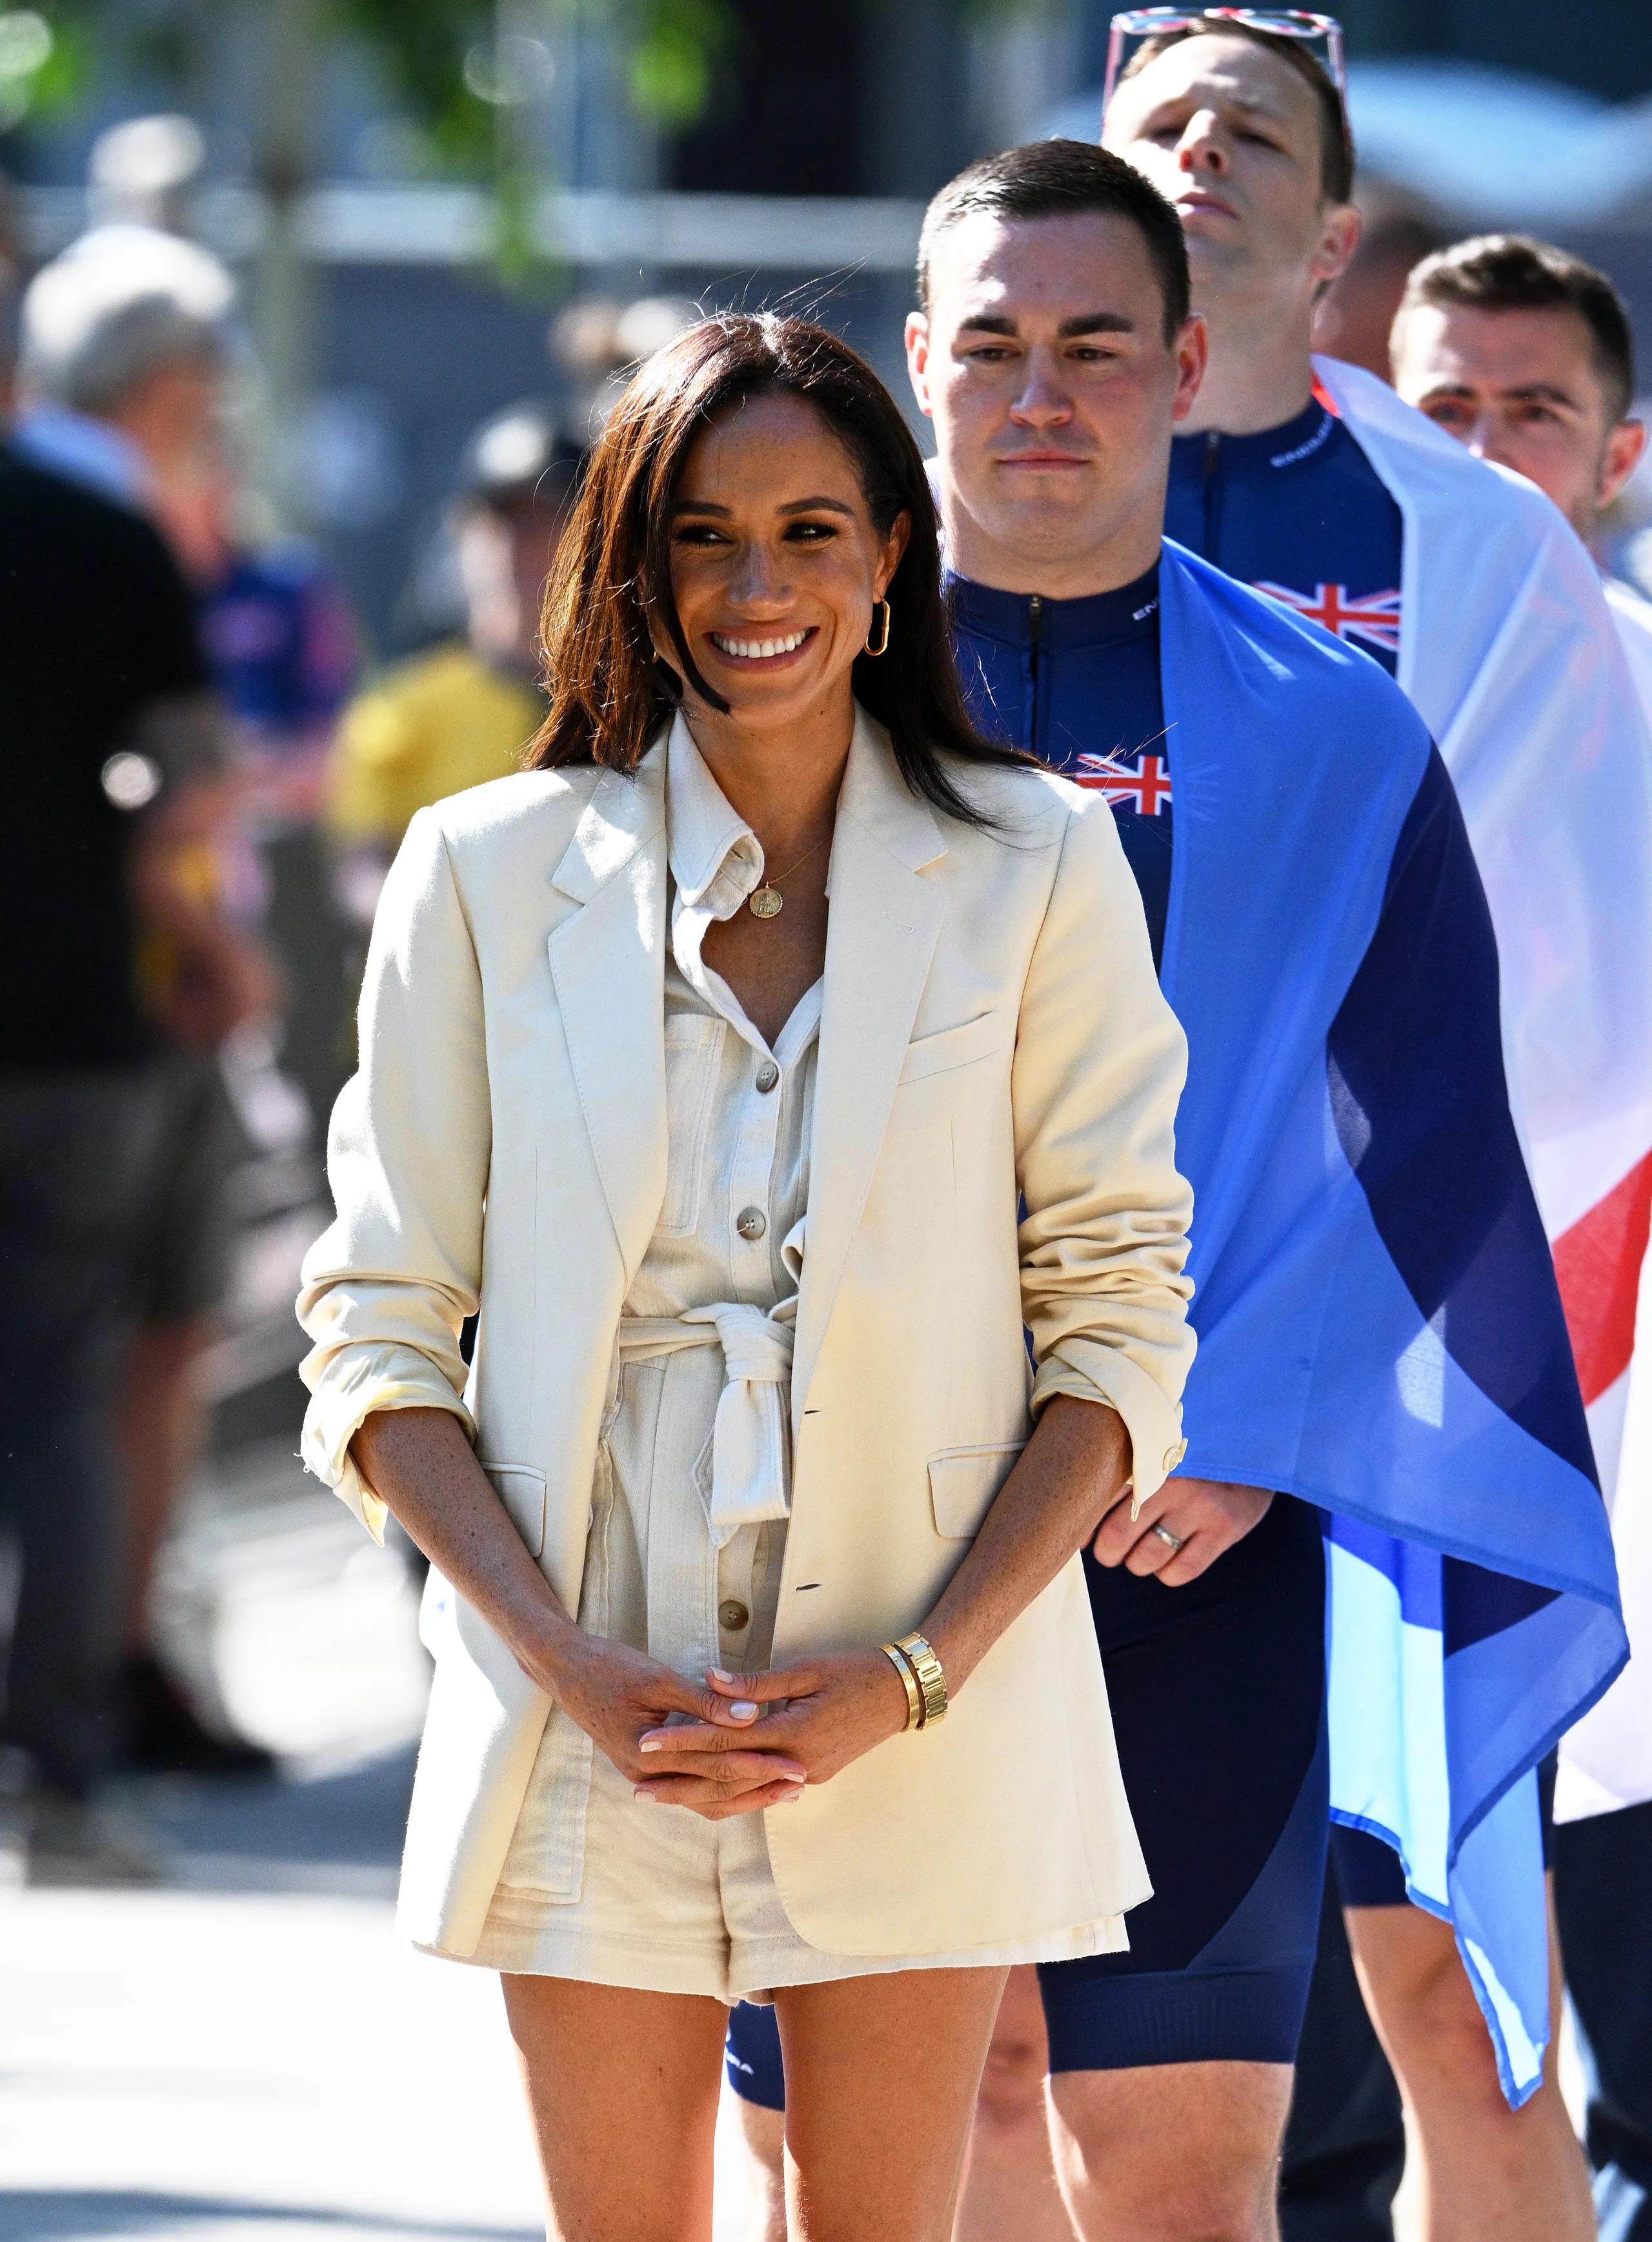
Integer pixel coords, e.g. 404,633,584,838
1092,1475,1274,1584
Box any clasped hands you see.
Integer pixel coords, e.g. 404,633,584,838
547,1628,912,1823
551,1475,1276,1822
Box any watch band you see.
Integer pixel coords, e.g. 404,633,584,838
895,1631,948,1728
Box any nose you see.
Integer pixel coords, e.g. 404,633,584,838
1009,347,1074,432
1464,411,1508,468
1178,109,1229,178
725,542,792,615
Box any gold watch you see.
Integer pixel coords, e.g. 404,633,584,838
894,1631,948,1728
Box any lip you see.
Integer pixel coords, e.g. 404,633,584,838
995,452,1093,470
701,625,818,671
1176,188,1238,219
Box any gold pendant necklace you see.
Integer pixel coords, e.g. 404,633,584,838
748,833,828,920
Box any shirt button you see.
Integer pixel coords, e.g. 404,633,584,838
754,1060,780,1094
719,1599,751,1631
736,1206,767,1240
1164,1439,1187,1471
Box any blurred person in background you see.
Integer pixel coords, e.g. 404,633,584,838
0,272,258,1872
327,402,581,933
1311,190,1447,381
1104,17,1652,2241
1392,232,1652,2242
21,161,360,1124
548,292,701,439
17,221,289,1778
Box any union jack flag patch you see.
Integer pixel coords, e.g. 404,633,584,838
1071,749,1173,815
1256,580,1402,656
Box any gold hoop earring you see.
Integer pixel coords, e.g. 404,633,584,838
863,598,892,657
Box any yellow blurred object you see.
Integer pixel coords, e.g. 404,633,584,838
136,836,224,1013
328,643,543,851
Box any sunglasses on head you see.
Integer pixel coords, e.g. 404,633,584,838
1103,8,1348,121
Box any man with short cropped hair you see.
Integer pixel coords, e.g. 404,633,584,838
1393,232,1652,2241
1103,20,1652,2237
718,136,1627,2242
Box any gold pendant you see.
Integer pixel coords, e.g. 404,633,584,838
749,886,783,920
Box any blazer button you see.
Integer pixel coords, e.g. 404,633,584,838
736,1206,767,1240
719,1599,751,1631
754,1060,780,1093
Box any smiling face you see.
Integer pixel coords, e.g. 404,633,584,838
907,208,1205,596
1392,299,1646,542
1103,34,1355,312
663,390,907,740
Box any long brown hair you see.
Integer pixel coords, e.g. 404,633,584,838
527,310,1028,827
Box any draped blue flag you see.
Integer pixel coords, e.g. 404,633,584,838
1155,542,1626,2103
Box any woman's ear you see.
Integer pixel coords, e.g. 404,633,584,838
875,509,912,600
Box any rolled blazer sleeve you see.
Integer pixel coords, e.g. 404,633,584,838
1014,789,1196,1502
296,808,490,1538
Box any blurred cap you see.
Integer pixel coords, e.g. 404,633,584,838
456,399,583,510
21,223,235,412
88,114,206,231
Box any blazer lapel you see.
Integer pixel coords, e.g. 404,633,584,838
548,741,669,1281
794,714,947,1428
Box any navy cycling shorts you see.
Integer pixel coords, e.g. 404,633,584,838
725,1493,1328,2105
1331,1750,1558,1905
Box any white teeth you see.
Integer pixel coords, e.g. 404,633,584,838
710,630,808,660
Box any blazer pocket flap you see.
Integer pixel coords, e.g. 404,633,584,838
898,1011,1010,1085
929,1442,1027,1539
481,1460,548,1560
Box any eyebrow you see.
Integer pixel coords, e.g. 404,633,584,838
1502,381,1584,408
671,494,858,516
958,312,1136,339
1141,82,1289,121
1422,378,1582,409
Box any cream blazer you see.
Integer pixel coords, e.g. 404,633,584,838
298,711,1195,1961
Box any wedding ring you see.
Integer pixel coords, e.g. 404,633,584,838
1151,1524,1186,1553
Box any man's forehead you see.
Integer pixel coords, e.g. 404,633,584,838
1399,299,1600,392
1109,34,1309,128
929,209,1152,314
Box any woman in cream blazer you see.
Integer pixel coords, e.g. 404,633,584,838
297,313,1193,2239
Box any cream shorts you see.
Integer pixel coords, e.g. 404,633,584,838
465,1737,1118,2005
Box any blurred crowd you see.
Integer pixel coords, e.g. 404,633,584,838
0,114,704,1881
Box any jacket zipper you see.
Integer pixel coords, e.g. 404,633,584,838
1027,592,1043,760
1202,429,1222,561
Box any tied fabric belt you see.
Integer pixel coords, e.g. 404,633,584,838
614,1300,796,1550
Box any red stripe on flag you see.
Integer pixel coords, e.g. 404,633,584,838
1552,1149,1652,1405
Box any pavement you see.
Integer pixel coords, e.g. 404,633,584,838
0,1434,763,2242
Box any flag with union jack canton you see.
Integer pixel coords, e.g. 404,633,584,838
1154,541,1624,2105
1313,358,1652,1833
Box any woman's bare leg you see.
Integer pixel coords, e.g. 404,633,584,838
503,1975,729,2242
772,1965,1010,2242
